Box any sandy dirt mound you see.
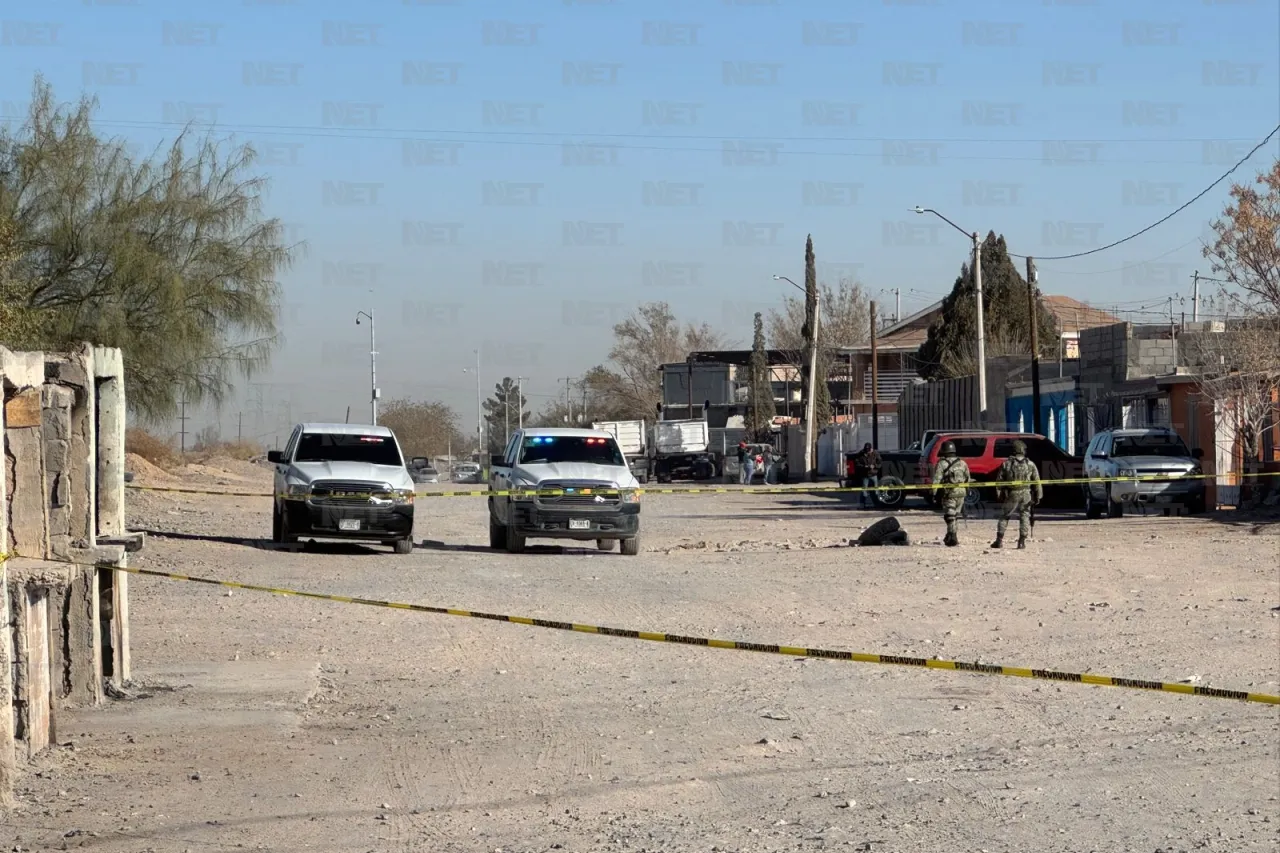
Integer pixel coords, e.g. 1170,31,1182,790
124,452,179,485
180,456,273,485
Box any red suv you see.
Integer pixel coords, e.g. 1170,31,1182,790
917,432,1084,509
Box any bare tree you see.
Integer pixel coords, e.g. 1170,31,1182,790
585,302,726,419
1202,160,1280,315
767,278,870,420
379,398,466,460
1186,305,1280,504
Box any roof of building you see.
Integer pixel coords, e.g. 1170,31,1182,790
1041,296,1121,334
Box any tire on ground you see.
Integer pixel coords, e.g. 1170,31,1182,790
856,516,901,546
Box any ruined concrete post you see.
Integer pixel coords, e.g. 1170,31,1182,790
0,346,48,805
92,347,125,540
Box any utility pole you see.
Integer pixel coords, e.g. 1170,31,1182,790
562,377,575,423
1191,270,1201,322
869,300,879,449
1027,257,1042,435
1169,295,1178,366
913,209,987,429
892,287,901,324
515,377,525,430
504,381,510,445
178,396,188,454
686,361,694,420
972,231,988,429
237,411,242,443
463,351,482,457
356,310,378,424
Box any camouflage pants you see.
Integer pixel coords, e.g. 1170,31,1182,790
941,489,966,537
997,492,1033,539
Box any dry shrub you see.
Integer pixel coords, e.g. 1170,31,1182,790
125,428,178,469
187,439,264,463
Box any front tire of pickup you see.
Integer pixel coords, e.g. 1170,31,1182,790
620,536,640,556
488,513,508,550
596,539,617,552
505,525,526,554
393,536,414,554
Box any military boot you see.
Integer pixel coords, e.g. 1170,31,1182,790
990,533,1004,549
943,530,958,547
1016,537,1026,550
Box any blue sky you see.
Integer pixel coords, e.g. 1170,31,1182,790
2,0,1277,441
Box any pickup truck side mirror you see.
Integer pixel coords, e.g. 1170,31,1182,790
1192,447,1204,459
267,450,284,464
490,454,506,468
1091,451,1108,460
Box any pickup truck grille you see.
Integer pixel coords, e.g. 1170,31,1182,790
310,480,393,504
535,481,620,507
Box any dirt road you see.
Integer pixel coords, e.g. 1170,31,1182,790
3,477,1278,852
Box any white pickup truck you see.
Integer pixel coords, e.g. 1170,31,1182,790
488,427,642,555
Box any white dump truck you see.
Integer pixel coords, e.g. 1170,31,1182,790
591,420,648,483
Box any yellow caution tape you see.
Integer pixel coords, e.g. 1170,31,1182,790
1,551,1275,706
121,470,1280,500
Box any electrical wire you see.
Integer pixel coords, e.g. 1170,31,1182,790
1033,236,1205,276
0,113,1248,166
1008,124,1280,262
4,114,1257,146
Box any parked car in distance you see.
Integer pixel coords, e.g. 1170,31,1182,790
1083,427,1205,517
267,423,416,553
917,432,1085,510
452,462,482,483
408,457,439,484
488,427,641,555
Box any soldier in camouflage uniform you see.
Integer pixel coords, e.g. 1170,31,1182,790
931,441,971,547
992,440,1043,550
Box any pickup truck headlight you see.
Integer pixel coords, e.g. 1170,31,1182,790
511,480,538,501
619,488,641,504
1189,465,1203,477
284,482,310,499
370,488,414,506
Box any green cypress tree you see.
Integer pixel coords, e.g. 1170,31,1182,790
749,312,775,437
916,232,1060,380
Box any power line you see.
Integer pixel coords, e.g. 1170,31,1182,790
1007,123,1280,262
25,115,1254,146
1034,236,1205,276
7,114,1251,166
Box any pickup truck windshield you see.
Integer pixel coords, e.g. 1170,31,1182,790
294,433,403,466
519,436,625,466
1112,435,1191,458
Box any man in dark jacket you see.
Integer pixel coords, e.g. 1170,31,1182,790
852,443,882,508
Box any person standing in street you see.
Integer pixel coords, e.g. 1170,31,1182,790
853,442,882,509
738,441,755,485
761,443,776,485
931,441,971,547
992,440,1042,550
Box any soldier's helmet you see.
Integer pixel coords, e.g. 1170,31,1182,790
941,441,957,457
1012,440,1027,455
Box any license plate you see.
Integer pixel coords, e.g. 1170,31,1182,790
338,519,361,532
569,519,590,530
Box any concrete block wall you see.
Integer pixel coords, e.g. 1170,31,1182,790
0,343,129,799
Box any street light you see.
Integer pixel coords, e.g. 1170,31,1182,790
773,274,820,481
462,350,482,459
354,310,378,424
913,206,987,427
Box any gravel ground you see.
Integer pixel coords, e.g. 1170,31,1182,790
2,476,1278,853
